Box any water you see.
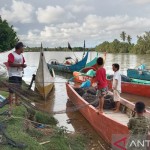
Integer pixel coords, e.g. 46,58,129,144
0,51,150,149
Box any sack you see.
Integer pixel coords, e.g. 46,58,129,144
80,80,91,88
86,69,96,77
103,95,115,109
0,95,9,108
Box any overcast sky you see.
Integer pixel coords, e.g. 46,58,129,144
1,0,150,48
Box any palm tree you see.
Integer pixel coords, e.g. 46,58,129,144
127,35,132,44
120,31,126,42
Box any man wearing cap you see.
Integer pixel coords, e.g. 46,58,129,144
7,42,27,110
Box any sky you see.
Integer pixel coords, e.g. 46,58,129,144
1,0,150,48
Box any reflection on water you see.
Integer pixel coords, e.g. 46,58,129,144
0,51,150,149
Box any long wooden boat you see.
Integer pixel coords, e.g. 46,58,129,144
127,68,150,81
47,51,89,73
73,68,150,97
85,54,98,68
66,83,150,146
35,47,54,99
107,77,150,98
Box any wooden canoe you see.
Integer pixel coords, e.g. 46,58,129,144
73,68,150,98
66,83,150,146
47,51,89,73
35,48,54,99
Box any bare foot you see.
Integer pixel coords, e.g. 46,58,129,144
96,109,103,114
113,109,119,113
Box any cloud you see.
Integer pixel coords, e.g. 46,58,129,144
131,0,150,4
0,0,34,23
13,26,19,32
36,6,66,23
67,5,94,13
19,14,150,47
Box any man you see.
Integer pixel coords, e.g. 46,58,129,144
8,42,27,111
112,63,121,112
95,57,108,113
126,102,150,150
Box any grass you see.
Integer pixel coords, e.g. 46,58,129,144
0,91,88,150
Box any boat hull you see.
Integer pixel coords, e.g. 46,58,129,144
35,48,54,99
107,79,150,98
127,69,150,81
66,83,129,145
73,72,150,98
35,82,54,99
47,52,89,73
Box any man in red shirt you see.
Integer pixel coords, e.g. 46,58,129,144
8,42,27,113
95,57,108,113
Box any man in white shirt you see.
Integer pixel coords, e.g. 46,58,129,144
7,42,27,112
112,63,121,113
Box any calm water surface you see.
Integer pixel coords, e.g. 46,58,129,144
0,51,150,149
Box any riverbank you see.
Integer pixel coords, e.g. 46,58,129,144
0,76,89,150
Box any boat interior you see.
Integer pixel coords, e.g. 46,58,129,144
73,85,149,127
104,108,130,126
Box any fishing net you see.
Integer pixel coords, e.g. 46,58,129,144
74,87,115,109
0,79,92,113
0,76,115,115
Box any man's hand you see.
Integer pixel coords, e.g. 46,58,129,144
21,64,27,68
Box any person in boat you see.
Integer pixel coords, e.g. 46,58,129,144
112,63,121,113
126,102,150,150
95,57,108,113
7,42,27,112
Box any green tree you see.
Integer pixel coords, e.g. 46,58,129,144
120,31,126,42
95,41,110,52
0,16,19,52
127,35,132,44
133,31,150,54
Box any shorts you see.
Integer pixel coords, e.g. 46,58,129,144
96,87,108,98
9,76,22,93
113,90,120,102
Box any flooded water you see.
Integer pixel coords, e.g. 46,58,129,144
0,51,150,149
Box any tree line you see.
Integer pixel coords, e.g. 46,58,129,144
95,31,150,54
0,16,150,54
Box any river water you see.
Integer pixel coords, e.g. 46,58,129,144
0,51,150,150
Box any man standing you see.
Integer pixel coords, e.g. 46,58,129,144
95,57,108,113
7,42,27,111
112,63,121,113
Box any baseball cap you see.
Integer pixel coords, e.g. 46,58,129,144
15,42,26,49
